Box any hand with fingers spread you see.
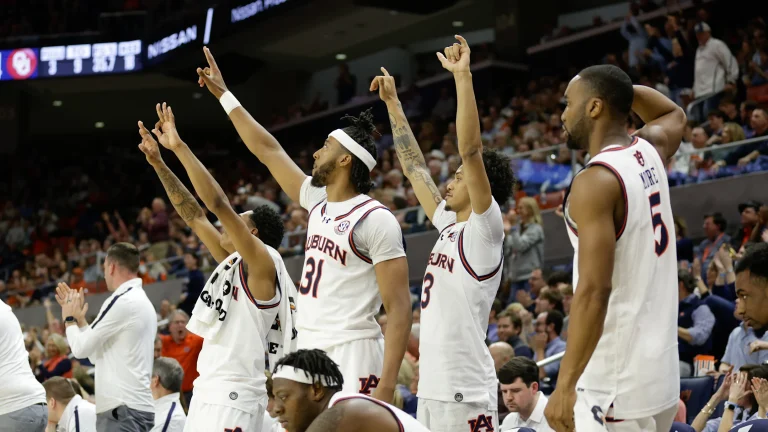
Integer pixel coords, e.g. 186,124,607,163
369,67,399,104
55,282,89,326
197,46,229,99
137,120,164,166
151,102,184,152
436,35,471,74
752,377,768,412
728,371,752,404
714,372,734,402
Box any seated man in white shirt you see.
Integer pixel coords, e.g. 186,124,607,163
0,299,48,432
150,357,186,432
57,242,157,432
499,357,553,432
43,377,97,432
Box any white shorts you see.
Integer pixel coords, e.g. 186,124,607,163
184,397,265,432
574,390,678,432
325,338,384,395
417,398,498,432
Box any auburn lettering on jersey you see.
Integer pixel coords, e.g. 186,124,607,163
304,234,348,265
427,252,455,273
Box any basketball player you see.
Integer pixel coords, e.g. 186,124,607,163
138,102,294,431
372,35,514,431
543,66,686,432
0,299,48,432
271,349,429,432
196,47,411,403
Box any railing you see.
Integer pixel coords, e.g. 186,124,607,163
537,351,565,368
686,90,726,124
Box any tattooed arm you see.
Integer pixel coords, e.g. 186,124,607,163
371,68,443,221
138,122,230,263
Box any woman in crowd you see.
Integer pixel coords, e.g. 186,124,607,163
504,197,545,305
34,333,72,382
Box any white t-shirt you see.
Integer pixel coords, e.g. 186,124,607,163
500,392,553,432
0,300,46,415
57,395,97,432
150,393,186,432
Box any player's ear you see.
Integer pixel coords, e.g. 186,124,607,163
531,381,539,393
251,227,259,238
310,382,326,401
587,97,603,119
337,152,352,168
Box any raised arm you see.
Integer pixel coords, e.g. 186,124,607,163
196,47,307,203
138,123,229,263
371,68,442,221
631,85,686,162
544,167,621,432
437,35,493,214
150,103,276,301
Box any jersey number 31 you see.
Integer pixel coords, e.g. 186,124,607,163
649,192,669,256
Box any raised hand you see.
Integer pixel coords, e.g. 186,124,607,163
436,35,471,74
752,377,768,410
138,120,164,166
196,46,229,99
369,67,399,103
151,102,183,151
56,282,89,325
728,371,752,403
715,372,734,401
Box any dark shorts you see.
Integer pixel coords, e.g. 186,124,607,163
96,405,154,432
0,404,48,432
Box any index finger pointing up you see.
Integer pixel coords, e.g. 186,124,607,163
380,67,390,77
203,46,218,71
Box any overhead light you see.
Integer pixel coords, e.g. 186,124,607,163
192,92,203,99
389,10,398,16
52,100,62,107
95,122,105,128
452,21,464,28
335,53,347,61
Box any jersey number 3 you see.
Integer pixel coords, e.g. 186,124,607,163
649,192,669,256
421,273,434,309
300,257,324,297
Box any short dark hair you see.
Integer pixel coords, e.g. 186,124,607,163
546,310,565,335
340,108,377,195
43,377,76,403
540,289,565,313
274,349,344,391
547,271,572,287
678,269,697,294
248,205,285,250
578,64,635,118
498,311,522,330
735,242,768,282
106,242,140,273
498,357,539,386
707,109,725,120
704,212,727,233
481,149,515,206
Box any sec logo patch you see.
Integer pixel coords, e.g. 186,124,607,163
334,220,350,235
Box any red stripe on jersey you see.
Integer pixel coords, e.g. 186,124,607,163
587,162,628,241
332,396,405,432
458,228,503,282
438,223,456,236
308,200,326,220
348,206,391,264
335,198,375,221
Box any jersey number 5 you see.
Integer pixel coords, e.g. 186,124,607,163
649,192,669,256
299,257,324,298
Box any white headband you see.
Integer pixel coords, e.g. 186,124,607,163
273,365,339,387
329,129,377,172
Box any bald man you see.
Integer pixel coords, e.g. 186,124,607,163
490,342,515,373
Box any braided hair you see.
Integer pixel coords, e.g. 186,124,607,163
339,108,377,194
274,349,344,391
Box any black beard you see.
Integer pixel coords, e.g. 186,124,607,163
310,161,335,187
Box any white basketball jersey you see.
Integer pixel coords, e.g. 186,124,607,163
297,197,388,350
417,201,502,407
329,393,430,431
192,250,282,414
563,136,680,419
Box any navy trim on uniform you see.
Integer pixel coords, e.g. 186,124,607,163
74,406,81,432
438,223,456,236
162,402,176,432
348,206,390,264
587,162,628,241
333,396,404,432
256,274,282,310
458,228,503,282
240,260,281,309
335,198,374,221
91,287,133,329
308,200,326,220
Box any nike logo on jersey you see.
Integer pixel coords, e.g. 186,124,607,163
305,234,348,265
427,252,455,273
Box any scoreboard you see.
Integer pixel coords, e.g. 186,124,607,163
0,40,142,81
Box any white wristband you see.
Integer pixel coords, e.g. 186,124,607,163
219,91,241,115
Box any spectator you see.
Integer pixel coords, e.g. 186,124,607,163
150,357,187,432
498,357,553,432
504,198,545,304
748,206,768,245
707,110,726,137
697,212,731,279
431,87,457,120
725,108,768,167
534,288,564,315
144,198,171,261
43,376,97,432
620,7,647,68
489,342,515,373
496,311,533,359
154,336,163,360
691,365,768,432
734,201,763,251
676,215,695,263
177,253,205,316
335,63,356,106
720,97,741,124
692,22,738,117
34,333,73,382
678,269,716,377
487,299,503,343
159,310,203,406
531,311,566,382
558,284,573,341
721,300,768,372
